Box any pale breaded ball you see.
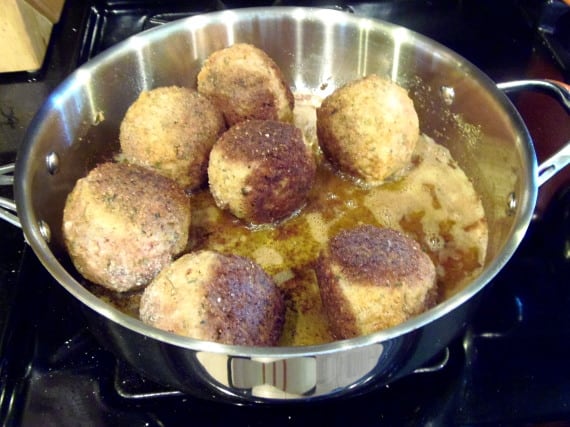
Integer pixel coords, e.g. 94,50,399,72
139,250,285,346
207,119,316,225
62,162,191,292
119,86,225,191
197,43,294,126
315,225,437,339
316,74,420,185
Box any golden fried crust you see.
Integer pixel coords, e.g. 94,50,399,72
316,74,419,185
208,120,316,224
329,226,431,284
62,162,191,292
119,86,225,191
315,254,360,338
139,250,285,346
315,225,437,339
197,43,294,126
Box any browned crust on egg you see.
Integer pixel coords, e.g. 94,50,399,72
218,119,303,162
328,226,431,285
197,43,294,126
316,74,419,185
83,162,190,233
119,86,226,191
202,253,285,345
314,255,360,338
209,119,316,224
140,251,285,346
315,225,437,339
62,162,191,292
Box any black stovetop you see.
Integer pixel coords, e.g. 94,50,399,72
1,1,570,425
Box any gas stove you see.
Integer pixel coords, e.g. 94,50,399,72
1,1,570,425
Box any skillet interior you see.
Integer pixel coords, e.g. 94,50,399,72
14,7,537,399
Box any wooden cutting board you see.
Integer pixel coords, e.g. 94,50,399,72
0,0,66,73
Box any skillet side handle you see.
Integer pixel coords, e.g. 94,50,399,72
497,79,570,187
536,143,570,188
0,163,20,228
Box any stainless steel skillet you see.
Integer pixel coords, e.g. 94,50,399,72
1,7,569,402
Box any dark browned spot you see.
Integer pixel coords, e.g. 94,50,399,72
216,120,303,162
200,253,284,346
327,225,425,285
216,120,316,224
315,256,359,339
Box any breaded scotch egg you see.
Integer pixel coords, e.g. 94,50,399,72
62,162,191,292
316,74,420,185
315,225,437,339
119,86,225,191
208,119,316,225
139,250,285,346
197,43,294,126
